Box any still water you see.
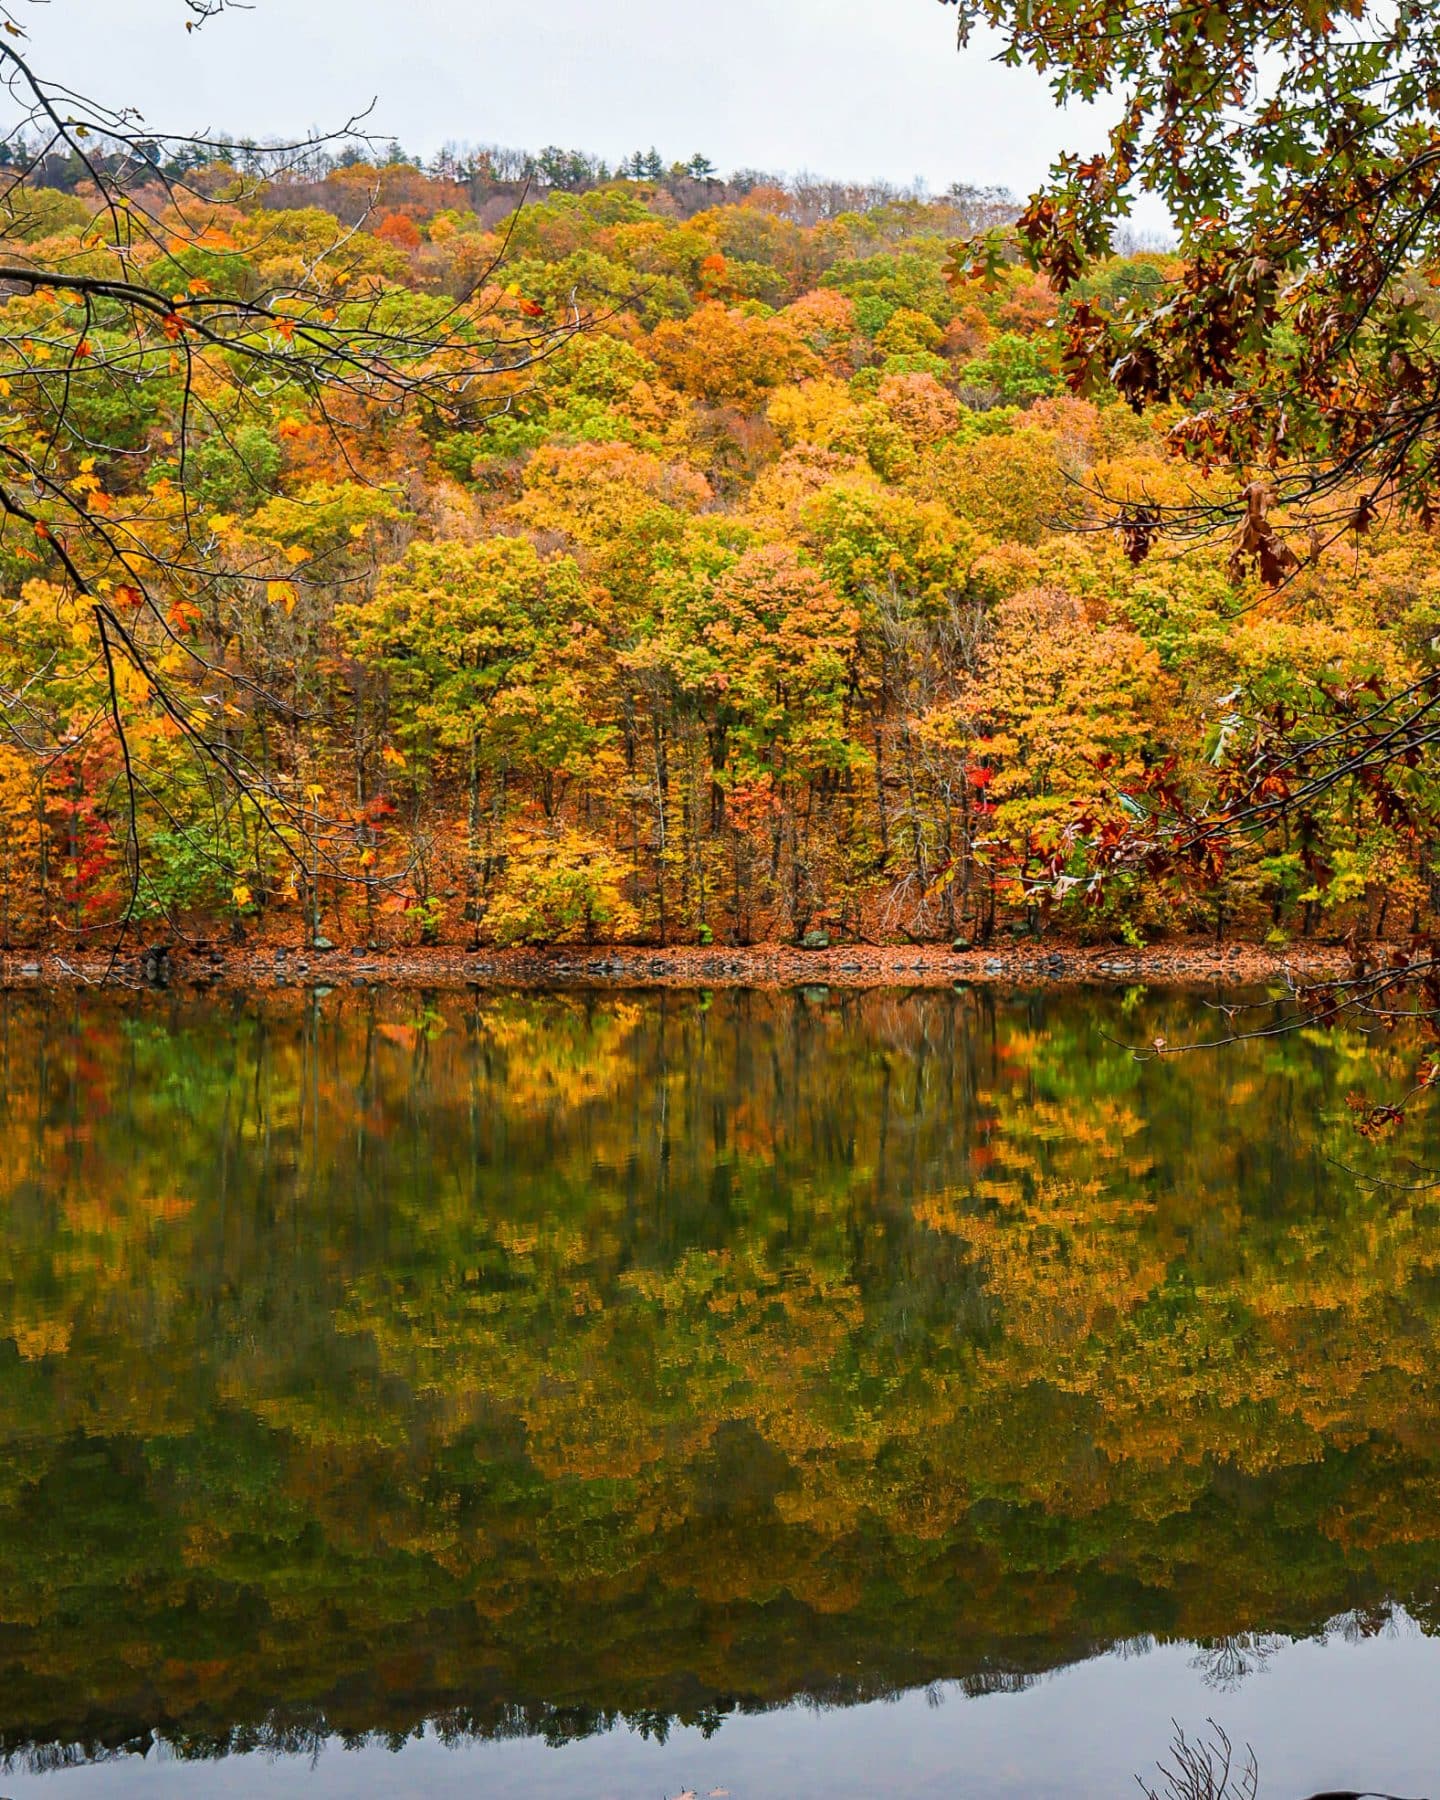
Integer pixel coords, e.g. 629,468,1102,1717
0,983,1437,1798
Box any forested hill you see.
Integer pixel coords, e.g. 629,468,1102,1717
0,156,1431,953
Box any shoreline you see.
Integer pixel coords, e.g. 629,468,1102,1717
0,939,1353,992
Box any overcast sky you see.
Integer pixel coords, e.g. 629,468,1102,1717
26,0,1120,201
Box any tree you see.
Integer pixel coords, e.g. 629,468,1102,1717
11,28,1440,965
337,536,607,783
957,583,1165,876
942,0,1440,1097
0,0,580,954
874,372,962,447
0,741,42,944
335,537,612,937
513,442,711,546
484,820,638,944
956,332,1059,408
944,0,1440,534
648,304,819,407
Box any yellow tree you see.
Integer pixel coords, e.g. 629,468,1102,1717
956,586,1167,924
0,743,42,946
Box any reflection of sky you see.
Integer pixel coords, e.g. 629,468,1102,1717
16,0,1171,226
8,1620,1437,1800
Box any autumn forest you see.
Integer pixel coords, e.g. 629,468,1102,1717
8,0,1440,1791
4,140,1434,957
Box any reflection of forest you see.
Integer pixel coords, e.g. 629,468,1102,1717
0,986,1437,1766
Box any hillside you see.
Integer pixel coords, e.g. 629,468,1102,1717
0,156,1430,953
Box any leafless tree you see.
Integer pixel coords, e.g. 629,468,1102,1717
1136,1721,1259,1800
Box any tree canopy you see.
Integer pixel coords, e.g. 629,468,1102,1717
941,0,1440,1101
8,0,1440,1008
946,0,1440,538
0,0,577,951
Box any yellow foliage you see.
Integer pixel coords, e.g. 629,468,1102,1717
513,441,711,545
0,743,43,945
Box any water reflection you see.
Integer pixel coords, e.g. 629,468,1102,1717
0,985,1436,1789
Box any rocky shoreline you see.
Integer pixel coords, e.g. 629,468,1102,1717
0,939,1353,991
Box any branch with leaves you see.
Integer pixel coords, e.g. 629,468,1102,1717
0,0,584,962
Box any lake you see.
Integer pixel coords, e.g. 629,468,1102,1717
0,983,1436,1799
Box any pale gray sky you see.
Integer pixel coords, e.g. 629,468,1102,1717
27,0,1118,201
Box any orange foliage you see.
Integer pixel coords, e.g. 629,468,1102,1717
648,302,819,406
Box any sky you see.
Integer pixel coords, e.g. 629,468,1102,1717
23,0,1121,202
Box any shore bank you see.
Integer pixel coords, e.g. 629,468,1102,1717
0,940,1354,991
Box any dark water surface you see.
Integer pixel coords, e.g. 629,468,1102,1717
0,983,1438,1798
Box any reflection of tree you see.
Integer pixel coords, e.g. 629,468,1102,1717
0,988,1437,1759
1188,1632,1286,1691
